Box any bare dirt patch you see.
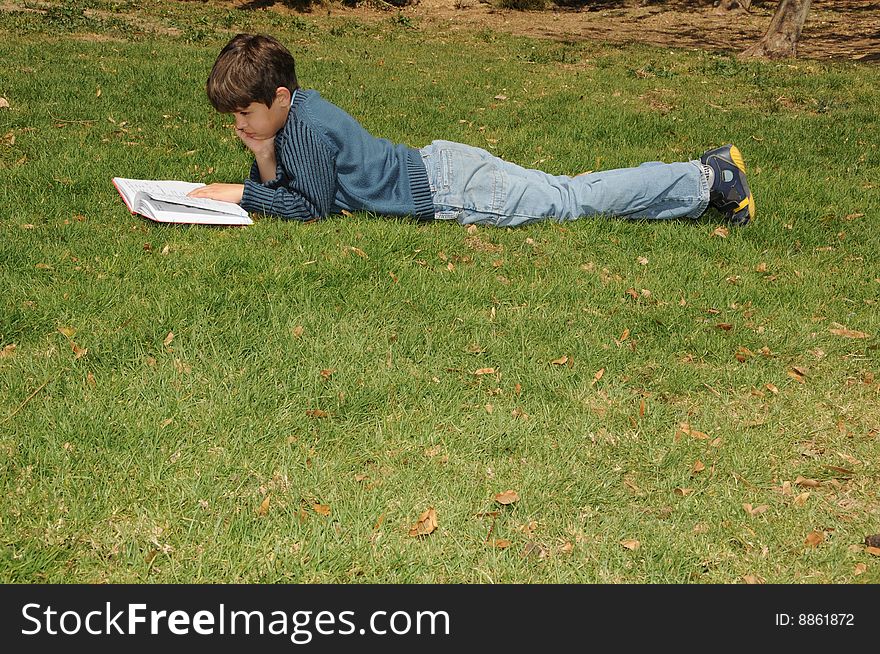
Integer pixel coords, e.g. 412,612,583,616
236,0,880,62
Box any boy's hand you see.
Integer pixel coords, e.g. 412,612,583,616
237,129,275,158
188,183,244,204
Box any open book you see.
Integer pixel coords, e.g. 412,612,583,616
112,178,253,226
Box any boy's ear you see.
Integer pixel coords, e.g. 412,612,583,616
274,87,292,107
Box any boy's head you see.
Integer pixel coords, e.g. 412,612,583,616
206,33,298,113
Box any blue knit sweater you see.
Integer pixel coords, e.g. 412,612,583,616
239,89,434,221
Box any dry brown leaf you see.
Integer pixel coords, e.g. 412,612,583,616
71,342,88,359
620,539,641,551
551,355,569,366
313,503,331,516
691,460,705,474
715,323,733,331
0,97,9,109
793,492,811,506
474,367,496,376
0,344,16,358
743,574,764,585
794,476,820,488
854,563,867,575
735,346,754,362
788,366,806,383
866,547,880,556
257,494,270,516
676,423,710,440
489,538,511,549
163,331,175,347
829,328,869,339
804,531,824,548
319,368,335,380
674,488,694,496
711,225,729,238
345,245,368,258
592,368,605,384
743,503,770,516
306,409,328,418
409,507,438,537
766,383,779,395
292,325,304,338
494,490,520,505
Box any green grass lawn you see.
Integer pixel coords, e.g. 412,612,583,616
1,0,878,583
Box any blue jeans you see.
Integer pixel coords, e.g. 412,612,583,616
419,140,709,227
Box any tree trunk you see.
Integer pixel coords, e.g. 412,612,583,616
740,0,812,59
715,0,752,13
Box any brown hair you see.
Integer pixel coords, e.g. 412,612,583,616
206,34,298,113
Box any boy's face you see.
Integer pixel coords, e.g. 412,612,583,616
230,88,291,141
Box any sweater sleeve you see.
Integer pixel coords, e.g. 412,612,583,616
240,125,337,221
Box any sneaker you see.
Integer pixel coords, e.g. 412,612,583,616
700,144,755,226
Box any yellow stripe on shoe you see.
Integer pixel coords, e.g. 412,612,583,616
730,145,746,173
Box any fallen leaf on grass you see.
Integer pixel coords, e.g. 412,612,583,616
291,325,304,338
409,507,438,537
743,503,770,516
866,547,880,557
691,460,705,474
788,367,807,383
494,490,519,505
620,539,641,551
864,534,880,548
489,539,511,549
794,476,820,487
257,494,271,516
0,97,9,109
57,326,76,339
344,245,368,259
711,226,729,238
715,323,733,331
163,331,175,347
676,423,710,440
474,367,496,376
743,574,765,585
735,346,754,362
804,531,824,548
829,327,870,339
71,342,88,359
313,503,331,516
591,368,605,385
793,492,810,506
854,563,867,575
306,409,328,418
674,488,694,496
0,344,16,358
551,355,569,366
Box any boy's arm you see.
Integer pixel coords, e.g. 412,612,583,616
240,132,336,221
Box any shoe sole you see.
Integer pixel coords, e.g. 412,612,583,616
728,145,755,225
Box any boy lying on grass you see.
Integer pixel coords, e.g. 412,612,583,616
189,33,755,228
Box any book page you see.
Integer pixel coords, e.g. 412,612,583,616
112,178,248,218
140,198,253,226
